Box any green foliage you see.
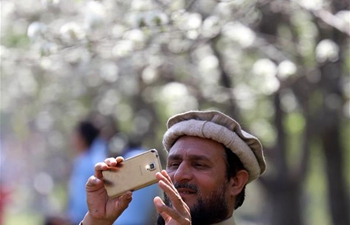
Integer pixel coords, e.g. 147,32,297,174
285,112,306,135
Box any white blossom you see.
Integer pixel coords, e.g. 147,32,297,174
278,60,297,79
84,1,106,30
160,82,198,114
223,22,256,48
294,0,324,10
112,40,134,57
124,29,145,48
60,22,86,43
144,11,169,27
315,39,339,63
142,66,159,84
100,63,119,83
177,12,202,31
131,0,154,11
27,22,47,40
336,10,350,25
199,55,219,71
252,58,280,94
253,58,277,78
202,16,221,38
41,0,60,8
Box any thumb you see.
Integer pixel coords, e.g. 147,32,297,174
86,176,104,191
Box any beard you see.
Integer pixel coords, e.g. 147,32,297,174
156,181,230,225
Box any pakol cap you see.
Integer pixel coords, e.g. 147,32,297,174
162,110,266,183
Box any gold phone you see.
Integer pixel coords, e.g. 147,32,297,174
102,149,162,199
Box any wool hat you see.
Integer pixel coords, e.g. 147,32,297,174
162,110,266,183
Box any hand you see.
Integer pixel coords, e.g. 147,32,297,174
154,170,191,225
83,157,132,225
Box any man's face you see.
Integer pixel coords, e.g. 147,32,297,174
165,136,232,223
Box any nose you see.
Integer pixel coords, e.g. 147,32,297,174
173,162,193,183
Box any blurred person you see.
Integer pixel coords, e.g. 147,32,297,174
67,120,104,224
113,136,160,225
79,110,266,225
89,113,119,156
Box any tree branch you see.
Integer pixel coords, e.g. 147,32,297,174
297,3,350,36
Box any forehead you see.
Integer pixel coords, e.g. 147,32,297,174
168,136,226,160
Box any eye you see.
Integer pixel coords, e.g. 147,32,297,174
167,162,180,168
194,163,207,168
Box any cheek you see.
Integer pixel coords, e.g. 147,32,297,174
197,172,228,194
195,175,217,193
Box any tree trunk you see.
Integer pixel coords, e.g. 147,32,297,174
268,181,302,225
322,123,350,225
268,92,304,225
319,59,350,225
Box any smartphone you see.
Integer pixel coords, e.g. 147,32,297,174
102,149,162,199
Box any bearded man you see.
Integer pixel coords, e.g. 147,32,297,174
80,110,266,225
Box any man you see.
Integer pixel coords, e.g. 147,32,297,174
79,110,266,225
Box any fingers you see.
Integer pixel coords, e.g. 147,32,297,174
156,170,177,193
160,170,172,183
104,156,124,166
154,197,171,222
154,196,190,224
94,157,124,178
158,180,188,213
156,171,190,216
108,191,133,219
117,191,133,209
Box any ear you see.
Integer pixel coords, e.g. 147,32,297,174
229,170,249,196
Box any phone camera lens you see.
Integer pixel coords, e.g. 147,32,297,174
150,163,155,169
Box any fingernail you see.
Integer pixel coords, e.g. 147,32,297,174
126,191,132,198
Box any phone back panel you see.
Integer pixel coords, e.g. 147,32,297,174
102,149,162,199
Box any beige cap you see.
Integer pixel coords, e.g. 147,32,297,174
162,110,266,183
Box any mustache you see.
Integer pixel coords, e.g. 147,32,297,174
173,182,198,193
163,182,198,208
